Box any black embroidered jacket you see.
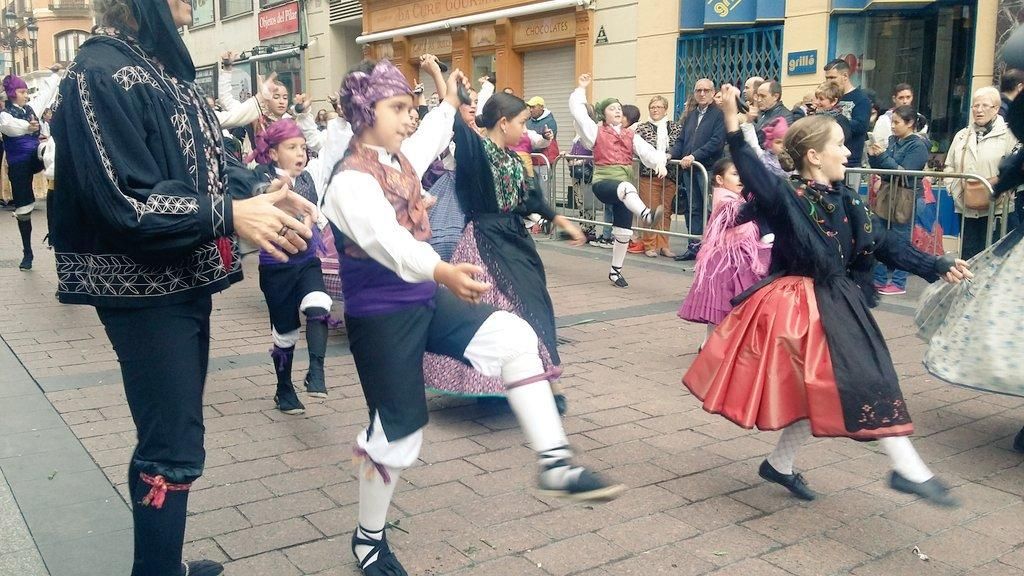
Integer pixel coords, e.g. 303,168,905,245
49,29,239,307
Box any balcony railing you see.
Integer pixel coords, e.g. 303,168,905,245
48,0,90,11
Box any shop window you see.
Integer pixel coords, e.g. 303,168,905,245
832,4,974,153
472,54,496,86
259,54,302,101
675,26,783,120
194,66,217,102
54,30,90,65
221,0,252,19
193,0,215,27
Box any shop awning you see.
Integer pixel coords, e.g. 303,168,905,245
680,0,785,30
356,0,591,44
832,0,935,9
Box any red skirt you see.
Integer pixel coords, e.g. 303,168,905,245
683,276,913,440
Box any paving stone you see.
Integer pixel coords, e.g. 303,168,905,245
705,557,795,576
598,545,716,575
185,508,252,542
215,517,322,559
915,526,1016,572
447,555,549,576
189,479,275,513
525,533,629,576
762,536,871,576
743,505,843,545
826,515,926,556
661,468,748,502
237,489,336,525
850,550,960,576
596,512,700,553
685,524,781,567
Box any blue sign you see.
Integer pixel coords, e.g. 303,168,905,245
787,50,818,75
681,0,785,29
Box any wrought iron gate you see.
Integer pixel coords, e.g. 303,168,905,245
675,26,784,118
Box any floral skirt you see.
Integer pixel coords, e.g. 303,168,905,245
916,226,1024,396
423,223,557,397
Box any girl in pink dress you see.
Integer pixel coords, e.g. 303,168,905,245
678,158,773,347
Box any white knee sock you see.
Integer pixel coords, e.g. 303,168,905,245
503,355,569,454
356,460,401,564
617,182,650,219
611,227,631,271
879,436,933,483
767,420,812,474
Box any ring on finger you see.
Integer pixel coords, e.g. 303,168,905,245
278,225,290,236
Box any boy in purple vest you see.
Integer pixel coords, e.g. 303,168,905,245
320,56,624,576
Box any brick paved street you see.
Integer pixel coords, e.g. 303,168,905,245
2,212,1023,576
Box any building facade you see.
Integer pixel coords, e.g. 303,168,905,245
179,0,365,114
5,0,93,75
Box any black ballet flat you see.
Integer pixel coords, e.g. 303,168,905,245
889,472,959,508
759,460,817,501
1013,426,1024,453
554,393,568,416
609,269,629,288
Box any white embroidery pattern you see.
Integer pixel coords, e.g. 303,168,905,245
172,111,199,185
55,243,241,298
76,68,199,220
112,65,163,92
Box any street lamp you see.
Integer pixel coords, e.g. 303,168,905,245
0,11,38,75
26,17,37,71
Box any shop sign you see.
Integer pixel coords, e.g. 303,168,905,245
258,1,300,42
410,33,452,56
513,13,575,46
682,0,784,29
370,0,530,34
787,50,817,76
470,25,496,48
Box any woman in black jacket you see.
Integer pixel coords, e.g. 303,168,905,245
49,1,316,574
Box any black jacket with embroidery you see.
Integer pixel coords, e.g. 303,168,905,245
49,30,239,307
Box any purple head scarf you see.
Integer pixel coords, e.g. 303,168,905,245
246,118,305,166
3,75,27,102
340,59,413,134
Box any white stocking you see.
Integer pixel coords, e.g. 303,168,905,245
879,436,933,483
766,420,812,474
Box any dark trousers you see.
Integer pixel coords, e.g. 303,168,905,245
8,159,37,209
676,175,706,243
98,297,212,575
961,214,1018,260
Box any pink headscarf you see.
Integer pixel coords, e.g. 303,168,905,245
3,75,27,103
340,59,413,135
246,119,304,166
761,117,789,150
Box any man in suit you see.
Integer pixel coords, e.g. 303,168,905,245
670,78,726,261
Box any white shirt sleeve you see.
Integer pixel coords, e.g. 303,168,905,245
218,69,242,111
28,74,60,114
477,80,495,112
321,171,441,283
633,133,667,170
0,111,32,137
569,87,598,149
306,117,353,201
215,97,261,130
740,123,765,159
401,101,456,178
527,129,551,149
295,110,324,152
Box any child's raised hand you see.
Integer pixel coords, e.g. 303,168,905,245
578,74,592,89
444,69,469,107
718,84,741,116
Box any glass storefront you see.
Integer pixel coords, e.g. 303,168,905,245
832,3,974,152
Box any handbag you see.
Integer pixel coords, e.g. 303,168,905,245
958,133,992,211
874,176,915,224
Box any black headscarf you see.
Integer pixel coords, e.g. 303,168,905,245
995,26,1024,193
132,0,196,82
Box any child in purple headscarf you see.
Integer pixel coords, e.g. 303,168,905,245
319,56,623,576
246,116,351,415
0,72,60,269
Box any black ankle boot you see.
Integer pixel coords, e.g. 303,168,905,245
271,346,304,415
181,560,224,576
303,309,329,398
17,219,32,271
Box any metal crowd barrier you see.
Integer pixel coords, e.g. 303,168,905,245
548,154,711,241
846,167,1013,257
